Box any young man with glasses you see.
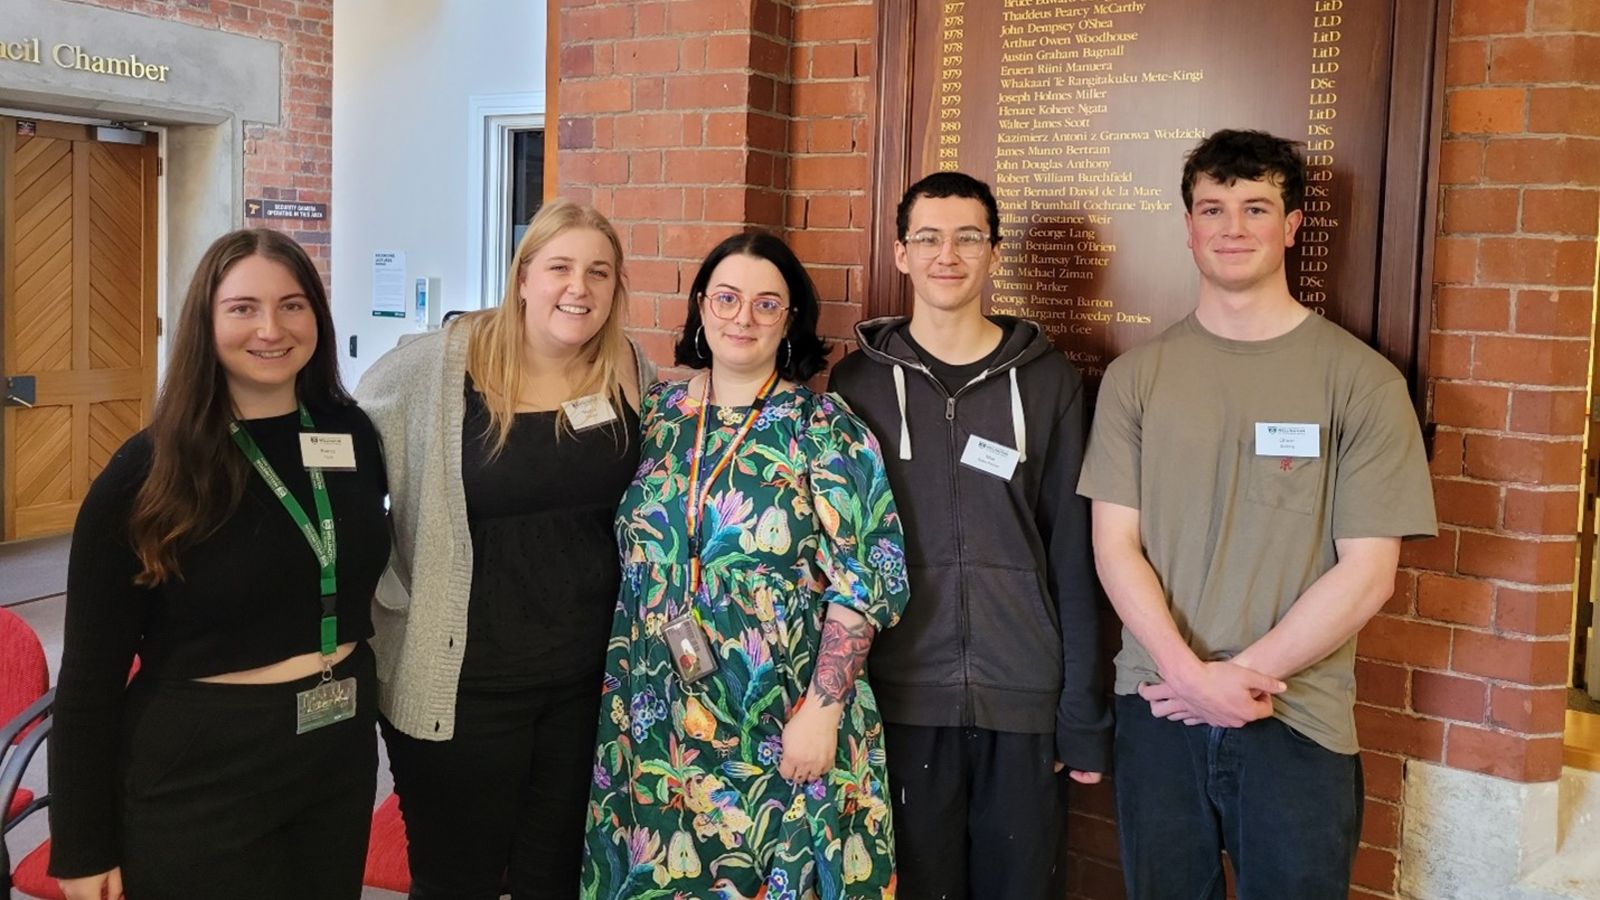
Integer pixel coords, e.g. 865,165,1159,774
1078,130,1435,898
830,171,1110,900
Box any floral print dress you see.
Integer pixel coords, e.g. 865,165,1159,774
582,381,909,900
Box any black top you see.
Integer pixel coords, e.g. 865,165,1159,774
48,402,390,878
902,320,1015,395
458,384,640,689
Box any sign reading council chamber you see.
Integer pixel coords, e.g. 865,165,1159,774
0,37,171,83
890,0,1416,384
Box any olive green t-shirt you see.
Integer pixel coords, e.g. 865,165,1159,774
1078,312,1436,754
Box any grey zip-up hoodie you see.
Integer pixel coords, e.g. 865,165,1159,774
830,315,1111,772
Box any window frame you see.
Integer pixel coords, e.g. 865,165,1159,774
466,92,545,309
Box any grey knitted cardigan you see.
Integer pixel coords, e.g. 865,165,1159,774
355,324,655,739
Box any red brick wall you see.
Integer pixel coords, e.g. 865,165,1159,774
1344,0,1598,895
557,0,875,371
558,0,1597,897
68,0,334,268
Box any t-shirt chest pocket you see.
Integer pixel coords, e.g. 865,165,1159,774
1243,435,1327,515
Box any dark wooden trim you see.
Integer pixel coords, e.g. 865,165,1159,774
544,0,560,201
0,116,11,539
869,0,1449,397
1375,0,1448,418
866,0,916,320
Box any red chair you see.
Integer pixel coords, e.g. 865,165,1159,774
362,791,506,894
3,607,408,899
1,606,61,898
0,604,48,816
363,792,411,893
3,630,142,899
9,844,61,900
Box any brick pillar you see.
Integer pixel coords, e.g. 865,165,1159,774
786,2,877,354
1369,0,1598,896
74,0,335,270
556,0,1596,897
557,0,877,368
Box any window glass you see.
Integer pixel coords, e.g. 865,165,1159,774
509,128,544,256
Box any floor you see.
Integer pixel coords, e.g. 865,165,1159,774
3,591,404,899
0,536,68,608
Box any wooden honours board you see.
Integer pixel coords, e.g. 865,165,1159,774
872,0,1445,392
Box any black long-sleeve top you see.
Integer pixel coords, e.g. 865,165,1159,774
46,403,390,878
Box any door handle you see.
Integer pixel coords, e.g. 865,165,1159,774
4,375,35,408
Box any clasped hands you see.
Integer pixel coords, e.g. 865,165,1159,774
1140,657,1287,728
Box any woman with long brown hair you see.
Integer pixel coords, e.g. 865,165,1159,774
48,229,390,900
356,198,652,898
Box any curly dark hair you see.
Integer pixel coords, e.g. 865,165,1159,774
895,171,1001,245
1181,129,1307,213
672,231,831,382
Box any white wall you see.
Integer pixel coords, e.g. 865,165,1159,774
331,0,544,385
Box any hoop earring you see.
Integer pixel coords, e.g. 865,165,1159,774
695,325,707,359
779,338,791,371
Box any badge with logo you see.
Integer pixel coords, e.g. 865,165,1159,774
299,433,358,470
1254,423,1320,458
959,435,1021,481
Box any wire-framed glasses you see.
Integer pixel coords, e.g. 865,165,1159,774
703,290,789,326
902,229,993,259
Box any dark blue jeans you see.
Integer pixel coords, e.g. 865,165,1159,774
1113,693,1362,900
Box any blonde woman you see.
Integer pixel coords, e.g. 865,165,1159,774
357,200,653,899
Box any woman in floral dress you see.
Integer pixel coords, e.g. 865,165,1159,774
582,233,908,899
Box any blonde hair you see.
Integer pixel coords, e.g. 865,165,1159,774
461,198,631,456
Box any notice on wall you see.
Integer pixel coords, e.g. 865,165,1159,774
372,251,407,319
247,199,327,221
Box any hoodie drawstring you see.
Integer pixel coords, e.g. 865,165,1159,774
893,364,912,460
1010,368,1027,463
895,363,1024,463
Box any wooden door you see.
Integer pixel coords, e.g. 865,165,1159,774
1,118,158,540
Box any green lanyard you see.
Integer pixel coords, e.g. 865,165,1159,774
228,403,339,657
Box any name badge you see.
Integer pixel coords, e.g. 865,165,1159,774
662,613,719,685
295,676,357,734
300,433,357,470
1254,423,1321,458
960,435,1021,481
562,393,619,430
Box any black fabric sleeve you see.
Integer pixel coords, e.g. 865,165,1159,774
1036,373,1113,773
47,435,155,878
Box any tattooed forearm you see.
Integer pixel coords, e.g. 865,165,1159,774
811,617,874,707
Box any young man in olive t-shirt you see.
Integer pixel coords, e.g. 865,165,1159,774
1077,130,1436,899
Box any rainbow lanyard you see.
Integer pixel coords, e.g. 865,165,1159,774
682,370,780,608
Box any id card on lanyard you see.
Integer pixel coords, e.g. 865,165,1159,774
228,404,357,734
668,372,780,684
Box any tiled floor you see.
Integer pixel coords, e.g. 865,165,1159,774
4,594,405,899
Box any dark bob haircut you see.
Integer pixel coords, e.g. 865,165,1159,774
1181,129,1307,214
895,171,1001,246
673,231,831,382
